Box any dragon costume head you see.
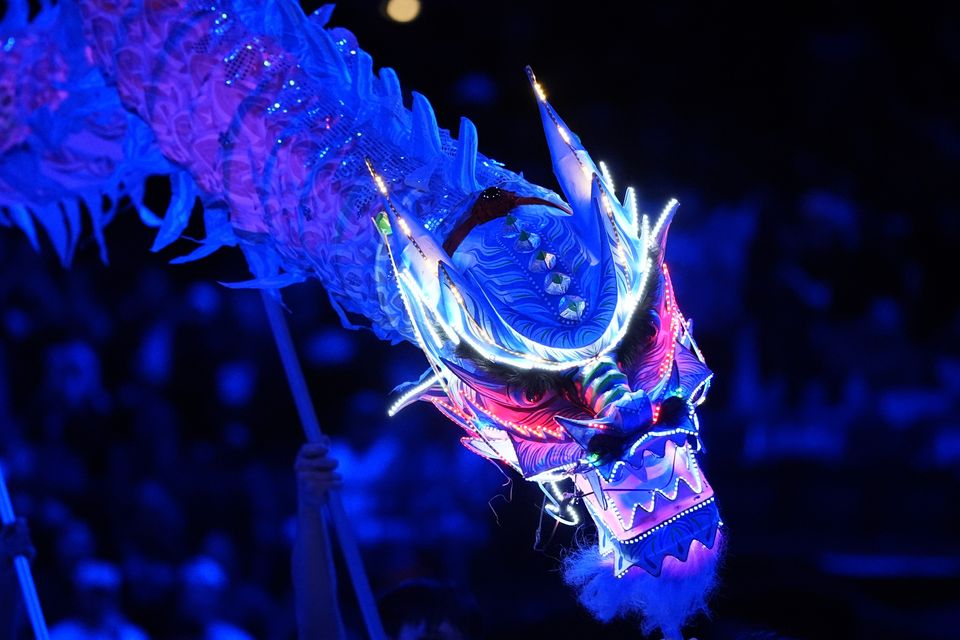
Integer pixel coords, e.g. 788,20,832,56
372,69,722,633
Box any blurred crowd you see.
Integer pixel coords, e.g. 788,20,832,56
0,240,502,638
0,210,516,635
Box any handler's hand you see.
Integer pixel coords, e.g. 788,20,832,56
295,440,343,508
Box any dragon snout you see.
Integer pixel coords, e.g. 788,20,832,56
554,357,655,461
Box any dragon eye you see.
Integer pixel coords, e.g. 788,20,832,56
524,388,544,403
506,383,549,407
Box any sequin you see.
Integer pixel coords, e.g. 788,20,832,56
558,295,586,321
528,250,556,272
544,272,570,295
514,230,540,252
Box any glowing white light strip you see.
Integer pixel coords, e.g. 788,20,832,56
438,266,628,371
594,496,719,582
542,480,580,525
625,428,699,458
396,216,412,237
690,375,713,408
398,270,444,350
584,488,716,554
529,71,613,222
597,446,705,532
523,74,664,369
626,187,640,231
647,264,684,400
388,265,434,371
368,166,389,195
367,159,432,263
401,270,462,346
651,198,678,247
599,253,652,354
442,247,650,371
410,276,460,345
609,490,656,529
374,215,454,405
370,114,654,373
599,186,631,278
387,372,441,417
691,413,702,452
532,78,547,103
599,161,615,195
612,496,718,578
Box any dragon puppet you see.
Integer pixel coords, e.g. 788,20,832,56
0,0,723,636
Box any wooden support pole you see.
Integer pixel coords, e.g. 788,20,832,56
0,463,49,640
259,291,386,640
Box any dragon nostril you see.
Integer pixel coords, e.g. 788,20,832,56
586,432,627,466
656,395,689,426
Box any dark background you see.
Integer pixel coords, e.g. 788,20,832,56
1,0,958,638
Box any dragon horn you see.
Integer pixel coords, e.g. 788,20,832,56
651,198,679,265
525,66,601,223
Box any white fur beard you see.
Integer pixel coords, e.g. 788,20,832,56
562,530,724,638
